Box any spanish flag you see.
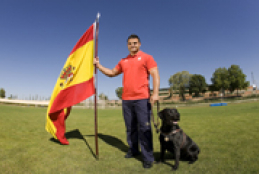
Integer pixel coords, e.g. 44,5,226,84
46,24,95,145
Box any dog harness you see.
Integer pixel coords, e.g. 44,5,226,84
160,129,187,148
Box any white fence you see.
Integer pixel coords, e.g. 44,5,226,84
0,98,258,109
0,98,121,109
0,98,49,106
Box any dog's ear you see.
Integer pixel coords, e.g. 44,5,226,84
158,110,164,119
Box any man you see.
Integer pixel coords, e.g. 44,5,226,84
94,34,160,169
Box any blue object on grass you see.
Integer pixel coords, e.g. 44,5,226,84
210,103,227,107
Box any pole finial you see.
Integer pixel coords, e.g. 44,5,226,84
96,12,101,21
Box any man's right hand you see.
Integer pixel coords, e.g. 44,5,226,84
93,57,100,68
93,57,121,77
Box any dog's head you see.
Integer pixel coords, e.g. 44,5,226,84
158,108,180,125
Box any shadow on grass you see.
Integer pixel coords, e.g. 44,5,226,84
49,129,97,159
85,133,193,166
85,133,143,161
50,131,191,166
98,133,128,152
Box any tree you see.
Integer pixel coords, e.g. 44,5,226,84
8,94,13,99
0,88,6,98
115,87,123,99
208,84,217,93
228,65,249,95
169,71,192,101
189,74,207,97
211,67,230,96
98,93,108,100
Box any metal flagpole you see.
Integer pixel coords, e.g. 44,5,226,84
94,12,100,160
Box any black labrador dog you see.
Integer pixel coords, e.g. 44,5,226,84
156,108,200,171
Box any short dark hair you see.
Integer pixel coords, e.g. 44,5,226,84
127,34,141,43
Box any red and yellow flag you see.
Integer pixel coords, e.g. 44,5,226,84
46,24,95,145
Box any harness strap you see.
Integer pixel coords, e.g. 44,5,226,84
159,129,181,141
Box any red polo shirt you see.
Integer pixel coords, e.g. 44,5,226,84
115,51,157,100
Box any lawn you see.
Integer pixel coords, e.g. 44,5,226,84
0,101,259,174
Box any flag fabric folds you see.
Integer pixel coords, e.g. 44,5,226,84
46,24,95,145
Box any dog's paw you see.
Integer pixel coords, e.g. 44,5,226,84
188,156,198,164
188,161,194,164
189,160,196,164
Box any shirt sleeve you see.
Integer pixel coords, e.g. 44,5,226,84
146,55,157,70
115,60,123,73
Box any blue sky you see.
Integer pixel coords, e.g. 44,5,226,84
0,0,258,100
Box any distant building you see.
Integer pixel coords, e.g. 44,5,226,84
151,85,258,102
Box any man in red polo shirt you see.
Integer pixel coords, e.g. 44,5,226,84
94,34,160,169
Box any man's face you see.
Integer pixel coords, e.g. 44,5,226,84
127,38,141,54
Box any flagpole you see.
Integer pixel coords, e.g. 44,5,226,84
94,12,100,160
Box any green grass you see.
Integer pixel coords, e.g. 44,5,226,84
0,101,259,174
